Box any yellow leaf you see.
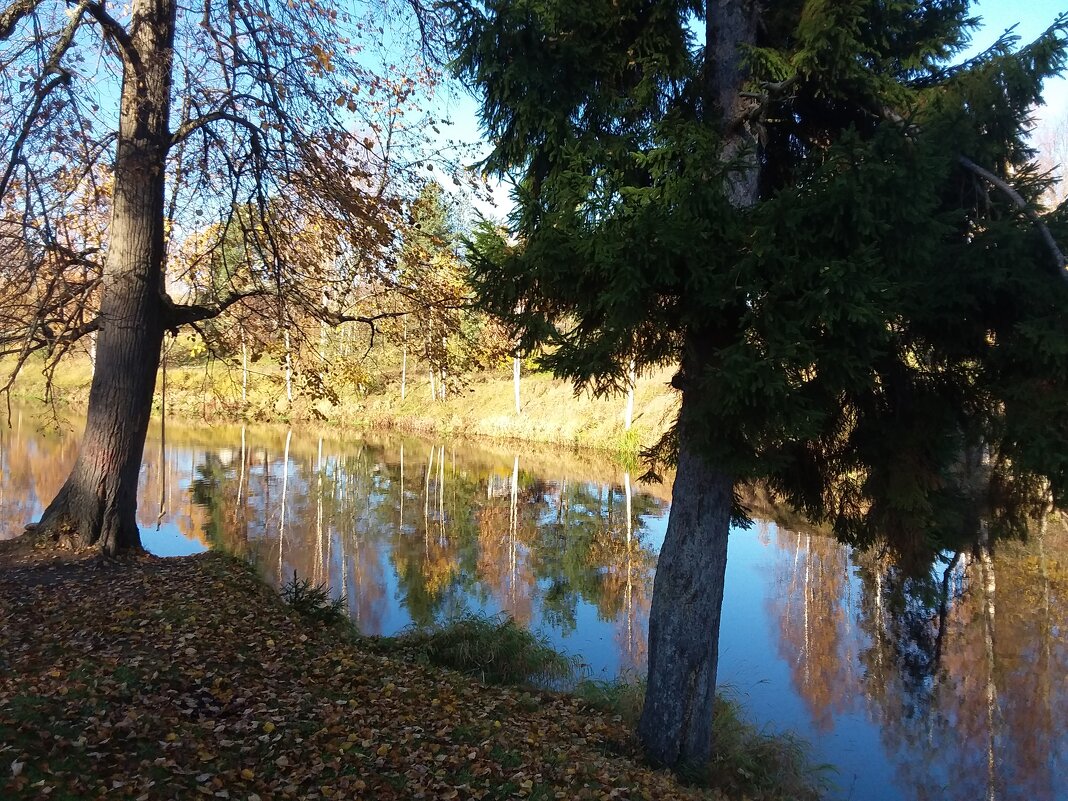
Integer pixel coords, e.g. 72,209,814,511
262,721,276,734
240,769,255,781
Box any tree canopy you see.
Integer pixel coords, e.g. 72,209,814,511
0,0,453,383
456,0,1068,560
450,0,1068,768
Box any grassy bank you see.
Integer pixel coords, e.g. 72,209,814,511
3,352,678,456
0,543,827,801
0,546,712,801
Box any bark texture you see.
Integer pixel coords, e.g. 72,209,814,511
636,0,760,769
34,0,175,555
636,377,734,768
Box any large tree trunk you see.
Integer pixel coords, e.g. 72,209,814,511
33,0,175,556
637,380,734,768
637,0,759,770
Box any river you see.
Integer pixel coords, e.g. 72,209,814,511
1,414,1065,801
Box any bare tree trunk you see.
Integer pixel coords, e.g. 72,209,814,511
241,335,248,405
637,387,733,767
624,358,636,430
34,0,176,555
401,319,407,401
284,327,293,402
440,335,447,401
513,356,521,415
87,330,97,374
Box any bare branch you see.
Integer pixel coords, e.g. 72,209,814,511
0,0,42,40
0,0,89,200
169,111,263,150
84,2,141,75
958,155,1068,282
163,288,270,327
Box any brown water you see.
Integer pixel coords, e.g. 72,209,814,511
1,414,1065,801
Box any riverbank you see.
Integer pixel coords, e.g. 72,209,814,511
0,544,720,801
2,353,678,456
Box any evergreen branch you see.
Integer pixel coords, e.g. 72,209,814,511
958,155,1068,282
881,105,1067,281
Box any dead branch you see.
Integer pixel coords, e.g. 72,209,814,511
958,155,1068,282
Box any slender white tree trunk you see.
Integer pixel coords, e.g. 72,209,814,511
87,330,97,374
624,358,636,430
284,328,293,402
401,319,408,401
241,336,248,405
513,356,521,415
440,335,447,401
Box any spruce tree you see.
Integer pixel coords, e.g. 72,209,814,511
449,0,1068,770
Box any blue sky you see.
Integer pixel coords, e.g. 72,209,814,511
969,0,1068,121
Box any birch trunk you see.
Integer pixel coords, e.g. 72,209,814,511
624,358,636,430
401,319,407,401
241,336,248,405
284,327,293,402
513,356,521,415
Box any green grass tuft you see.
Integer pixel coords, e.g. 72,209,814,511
387,612,580,687
575,677,830,801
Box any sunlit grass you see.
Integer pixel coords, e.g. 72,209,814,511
381,612,580,687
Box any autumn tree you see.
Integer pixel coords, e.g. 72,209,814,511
0,0,446,553
451,0,1068,770
1036,109,1068,206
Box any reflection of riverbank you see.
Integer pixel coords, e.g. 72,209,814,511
4,414,1068,801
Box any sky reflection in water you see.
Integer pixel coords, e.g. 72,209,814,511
1,417,1065,801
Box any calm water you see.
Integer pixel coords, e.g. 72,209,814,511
1,416,1066,801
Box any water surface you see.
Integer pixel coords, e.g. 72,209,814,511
1,416,1065,801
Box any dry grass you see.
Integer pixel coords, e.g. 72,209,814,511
2,352,679,456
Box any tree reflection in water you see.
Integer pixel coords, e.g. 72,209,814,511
767,518,1067,801
2,419,1066,801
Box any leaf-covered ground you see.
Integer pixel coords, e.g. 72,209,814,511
0,547,723,800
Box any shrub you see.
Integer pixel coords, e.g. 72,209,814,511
391,612,579,686
280,572,346,625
